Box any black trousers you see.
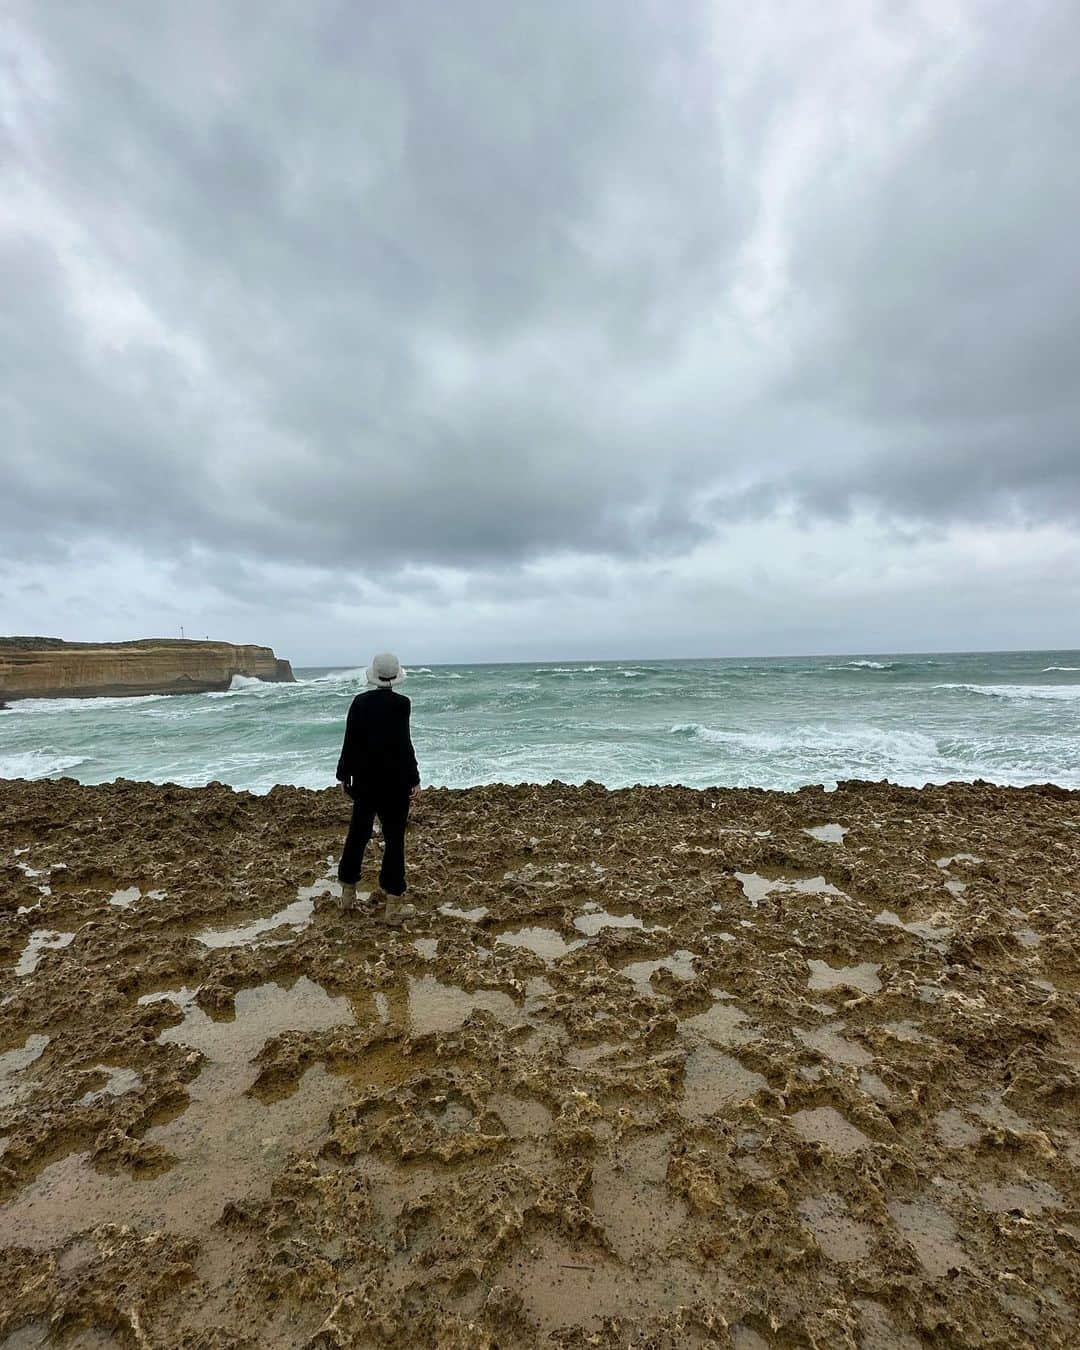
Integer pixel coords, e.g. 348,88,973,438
337,788,410,895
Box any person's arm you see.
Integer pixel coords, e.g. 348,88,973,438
404,700,420,789
336,698,359,789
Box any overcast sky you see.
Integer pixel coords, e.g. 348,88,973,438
2,1,1078,665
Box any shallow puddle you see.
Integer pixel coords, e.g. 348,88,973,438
0,1064,343,1250
859,1070,891,1102
14,860,54,893
0,1034,49,1108
936,853,982,869
495,926,584,961
734,872,779,907
504,1230,734,1337
934,1108,981,1148
573,905,656,937
405,975,519,1036
855,1299,923,1350
0,1321,52,1348
970,1090,1032,1133
882,1019,927,1043
79,1066,143,1105
158,976,354,1063
523,975,556,1015
679,1000,759,1048
438,903,489,922
412,938,438,961
799,1193,874,1261
1013,927,1041,948
0,1033,49,1078
194,885,329,948
977,1179,1062,1215
621,950,697,996
565,1042,618,1067
680,1045,767,1120
806,959,881,994
14,930,75,977
887,1198,968,1276
730,1328,771,1350
803,823,848,844
0,978,354,1249
137,985,199,1009
735,871,846,908
796,1023,873,1068
489,1093,554,1139
791,1106,870,1155
108,887,141,909
873,909,951,944
589,1133,688,1262
735,1153,772,1181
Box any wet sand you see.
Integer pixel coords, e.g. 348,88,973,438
1,776,1078,1347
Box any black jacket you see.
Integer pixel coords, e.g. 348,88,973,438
335,687,420,796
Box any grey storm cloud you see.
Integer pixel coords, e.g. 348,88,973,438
2,0,1079,587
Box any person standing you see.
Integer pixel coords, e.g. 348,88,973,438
335,651,421,925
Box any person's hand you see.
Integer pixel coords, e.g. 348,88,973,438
341,782,351,797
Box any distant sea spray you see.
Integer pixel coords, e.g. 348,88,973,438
2,651,1079,794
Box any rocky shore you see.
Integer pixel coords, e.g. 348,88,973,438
0,776,1077,1347
0,638,295,701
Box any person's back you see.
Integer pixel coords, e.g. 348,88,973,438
337,685,418,795
335,652,421,924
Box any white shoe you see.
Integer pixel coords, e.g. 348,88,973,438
382,895,416,926
338,883,357,911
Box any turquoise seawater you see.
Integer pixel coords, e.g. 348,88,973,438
2,651,1079,794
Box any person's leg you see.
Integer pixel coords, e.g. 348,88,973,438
376,792,410,896
338,793,375,886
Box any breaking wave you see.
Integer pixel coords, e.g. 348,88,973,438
304,667,368,684
3,650,1077,793
0,693,173,713
0,751,88,781
670,722,940,759
825,659,940,672
935,683,1080,702
205,674,287,698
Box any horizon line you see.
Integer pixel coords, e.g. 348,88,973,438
294,643,1080,668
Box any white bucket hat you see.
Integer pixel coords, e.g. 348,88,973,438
366,651,406,686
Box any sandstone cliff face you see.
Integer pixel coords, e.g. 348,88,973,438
0,638,296,701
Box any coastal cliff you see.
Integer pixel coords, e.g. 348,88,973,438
0,637,295,701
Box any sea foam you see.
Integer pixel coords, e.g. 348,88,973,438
936,683,1080,702
4,652,1078,793
0,751,87,781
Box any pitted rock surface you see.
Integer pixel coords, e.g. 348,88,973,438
0,776,1078,1346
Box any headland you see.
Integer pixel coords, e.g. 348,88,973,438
0,637,295,701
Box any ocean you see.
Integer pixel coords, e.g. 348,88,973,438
2,650,1078,795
